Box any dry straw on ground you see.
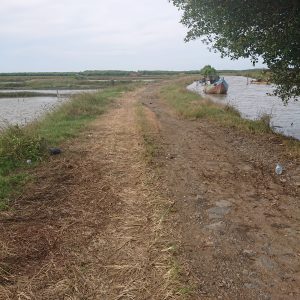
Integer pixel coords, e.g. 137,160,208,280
0,88,182,299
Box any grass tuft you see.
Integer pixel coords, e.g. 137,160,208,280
258,113,272,131
135,103,160,162
0,173,28,210
224,104,241,117
0,125,47,174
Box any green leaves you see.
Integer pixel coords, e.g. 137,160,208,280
170,0,300,102
200,65,217,76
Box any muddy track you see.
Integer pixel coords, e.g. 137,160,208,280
140,84,300,299
0,82,299,299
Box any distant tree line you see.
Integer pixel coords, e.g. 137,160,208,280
0,70,203,77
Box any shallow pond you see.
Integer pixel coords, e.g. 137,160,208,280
0,89,99,127
0,89,99,96
188,76,300,140
0,96,66,127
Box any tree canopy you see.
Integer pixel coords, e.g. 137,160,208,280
170,0,300,102
200,65,217,77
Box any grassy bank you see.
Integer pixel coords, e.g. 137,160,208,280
160,78,274,133
0,76,135,90
160,78,300,155
0,72,183,91
0,84,139,209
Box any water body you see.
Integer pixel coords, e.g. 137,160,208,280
0,89,101,127
0,96,66,127
188,76,300,140
0,89,99,96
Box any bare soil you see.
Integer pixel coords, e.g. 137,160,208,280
0,82,299,299
140,84,300,299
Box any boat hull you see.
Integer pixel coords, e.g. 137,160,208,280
204,78,228,94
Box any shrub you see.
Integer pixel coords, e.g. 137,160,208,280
0,125,47,174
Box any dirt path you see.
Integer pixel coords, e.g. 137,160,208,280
0,88,177,299
0,82,299,299
140,85,300,299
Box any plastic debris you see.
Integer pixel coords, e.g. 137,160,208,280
275,163,283,175
26,159,32,164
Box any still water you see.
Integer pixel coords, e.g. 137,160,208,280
0,89,99,95
188,76,300,140
0,89,99,127
0,96,66,127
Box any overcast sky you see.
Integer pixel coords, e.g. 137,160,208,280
0,0,264,72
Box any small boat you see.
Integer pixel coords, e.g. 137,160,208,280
204,78,228,94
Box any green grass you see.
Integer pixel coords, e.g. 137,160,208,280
160,78,300,157
160,79,274,134
167,256,195,298
35,88,129,144
177,286,194,297
0,75,142,90
0,174,28,210
0,84,139,209
135,103,160,162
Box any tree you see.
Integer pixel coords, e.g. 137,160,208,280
200,65,217,77
170,0,300,103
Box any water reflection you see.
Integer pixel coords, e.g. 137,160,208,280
188,76,300,140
